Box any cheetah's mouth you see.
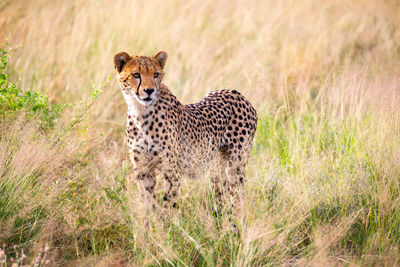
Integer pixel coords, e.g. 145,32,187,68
142,97,152,102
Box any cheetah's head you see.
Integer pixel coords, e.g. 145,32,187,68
114,51,167,105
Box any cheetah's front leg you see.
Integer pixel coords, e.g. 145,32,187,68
162,169,180,210
130,152,158,212
134,171,157,211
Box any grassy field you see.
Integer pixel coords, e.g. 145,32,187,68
1,0,400,266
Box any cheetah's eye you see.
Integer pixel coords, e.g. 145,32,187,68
153,72,160,78
132,73,140,79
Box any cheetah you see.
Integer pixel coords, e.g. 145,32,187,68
114,51,257,212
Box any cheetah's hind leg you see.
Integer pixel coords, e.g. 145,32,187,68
221,143,252,220
210,151,226,218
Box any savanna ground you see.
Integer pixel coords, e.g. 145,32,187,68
1,0,400,266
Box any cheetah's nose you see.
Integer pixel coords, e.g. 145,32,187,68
144,88,154,95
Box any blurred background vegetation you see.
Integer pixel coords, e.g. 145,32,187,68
0,0,400,266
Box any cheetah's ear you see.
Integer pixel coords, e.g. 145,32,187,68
154,51,168,69
114,52,131,72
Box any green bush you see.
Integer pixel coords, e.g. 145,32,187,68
0,43,61,129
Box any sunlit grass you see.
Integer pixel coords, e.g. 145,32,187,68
1,0,400,265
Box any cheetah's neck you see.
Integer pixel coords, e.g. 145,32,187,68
126,84,182,129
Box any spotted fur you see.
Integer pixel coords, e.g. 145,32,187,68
114,51,257,211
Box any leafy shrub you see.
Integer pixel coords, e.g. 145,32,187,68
0,43,62,129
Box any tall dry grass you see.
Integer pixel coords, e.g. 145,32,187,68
1,0,400,265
